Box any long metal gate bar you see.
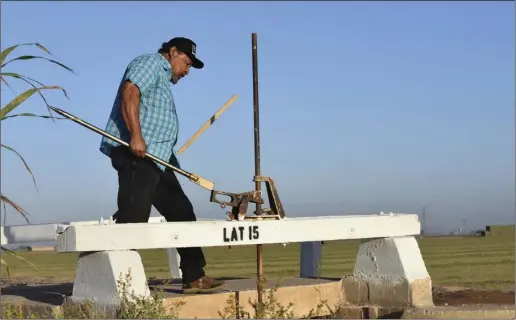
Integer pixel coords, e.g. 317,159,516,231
48,106,215,191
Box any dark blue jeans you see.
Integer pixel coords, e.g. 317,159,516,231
110,146,206,284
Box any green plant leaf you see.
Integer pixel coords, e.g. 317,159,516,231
0,45,20,67
0,85,68,119
1,72,69,100
0,195,30,224
1,72,69,120
1,245,37,269
1,144,38,192
3,199,7,225
0,75,16,95
2,72,52,119
1,256,11,277
0,42,53,66
2,71,47,87
2,55,75,74
2,112,66,120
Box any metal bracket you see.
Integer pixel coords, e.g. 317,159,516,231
253,175,285,219
210,189,261,221
210,176,286,221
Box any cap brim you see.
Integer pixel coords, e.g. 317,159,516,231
192,58,204,69
179,49,203,69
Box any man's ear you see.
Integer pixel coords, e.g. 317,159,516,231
169,46,178,56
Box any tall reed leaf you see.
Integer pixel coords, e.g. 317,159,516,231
2,144,38,192
0,85,67,119
0,195,30,224
0,42,53,66
2,55,75,73
1,71,70,119
0,42,73,271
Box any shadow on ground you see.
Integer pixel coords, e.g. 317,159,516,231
0,277,248,305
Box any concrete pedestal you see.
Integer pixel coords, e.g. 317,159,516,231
71,250,150,307
342,236,434,308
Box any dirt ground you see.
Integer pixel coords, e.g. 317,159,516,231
1,278,514,308
432,286,515,306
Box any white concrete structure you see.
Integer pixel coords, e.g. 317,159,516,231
1,216,161,245
52,212,433,309
342,236,433,307
1,216,182,280
2,212,434,309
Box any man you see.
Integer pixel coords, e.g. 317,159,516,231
100,37,223,294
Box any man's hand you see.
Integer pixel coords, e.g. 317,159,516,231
130,134,147,158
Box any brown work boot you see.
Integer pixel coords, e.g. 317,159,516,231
183,276,225,294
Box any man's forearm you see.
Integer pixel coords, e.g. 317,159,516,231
120,82,143,139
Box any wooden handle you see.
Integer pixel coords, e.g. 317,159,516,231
177,94,238,155
145,154,215,191
189,174,215,191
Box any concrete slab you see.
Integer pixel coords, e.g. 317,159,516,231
157,277,343,318
150,276,338,294
1,277,343,318
402,305,516,319
337,305,406,319
4,279,514,319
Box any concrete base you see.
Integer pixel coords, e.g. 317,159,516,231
342,236,434,308
72,250,150,306
160,278,342,318
3,278,514,319
337,305,405,319
1,278,342,319
401,306,516,319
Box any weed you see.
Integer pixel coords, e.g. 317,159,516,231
218,292,248,319
218,277,294,319
116,271,184,319
217,276,341,319
218,276,299,319
1,304,38,319
302,299,340,319
251,277,294,319
52,300,104,319
3,270,184,319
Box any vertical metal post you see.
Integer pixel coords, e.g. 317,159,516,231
251,32,263,306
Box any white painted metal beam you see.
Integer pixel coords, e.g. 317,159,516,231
0,216,164,245
1,223,60,245
56,213,420,252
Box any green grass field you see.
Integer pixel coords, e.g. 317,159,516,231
2,234,514,291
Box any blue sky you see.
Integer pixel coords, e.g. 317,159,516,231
1,1,514,233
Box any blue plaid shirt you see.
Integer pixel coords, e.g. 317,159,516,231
99,53,179,171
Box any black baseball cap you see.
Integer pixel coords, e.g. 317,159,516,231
166,37,204,69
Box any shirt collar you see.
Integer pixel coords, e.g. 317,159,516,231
158,53,172,75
